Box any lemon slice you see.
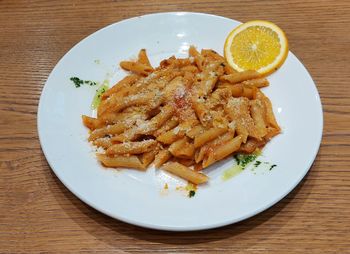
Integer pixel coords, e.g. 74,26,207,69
224,20,288,75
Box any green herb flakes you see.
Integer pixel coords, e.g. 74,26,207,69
188,190,196,198
254,160,261,167
70,77,97,88
269,164,277,171
234,153,258,168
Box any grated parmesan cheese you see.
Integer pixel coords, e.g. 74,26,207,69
175,86,186,99
228,121,236,130
173,126,180,134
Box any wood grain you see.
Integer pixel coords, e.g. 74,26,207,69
1,0,349,253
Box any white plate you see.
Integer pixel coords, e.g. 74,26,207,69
38,12,323,231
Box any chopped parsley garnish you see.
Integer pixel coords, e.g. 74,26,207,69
70,77,97,88
269,164,277,171
70,77,84,87
234,153,258,168
254,160,261,167
188,190,196,198
85,80,97,86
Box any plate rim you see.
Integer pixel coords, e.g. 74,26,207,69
37,11,324,231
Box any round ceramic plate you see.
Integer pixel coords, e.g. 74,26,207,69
38,12,323,231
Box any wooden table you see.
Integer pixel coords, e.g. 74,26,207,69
1,1,349,253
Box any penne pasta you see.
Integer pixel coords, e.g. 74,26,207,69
156,120,195,144
222,62,237,74
229,83,244,97
82,115,102,130
141,147,159,168
102,75,139,99
225,97,257,143
181,65,198,73
241,78,269,88
96,154,145,170
238,137,266,154
203,135,243,168
189,45,204,71
194,127,227,148
99,111,147,125
220,70,261,84
100,91,156,116
106,140,157,155
137,49,153,69
250,99,268,139
256,90,280,130
264,127,280,141
186,125,205,139
154,149,172,168
242,86,257,99
156,126,184,144
120,61,153,76
150,104,174,128
154,118,179,137
168,137,195,159
88,123,126,141
191,97,211,125
114,105,175,142
82,46,280,185
93,137,113,149
162,162,208,184
201,49,225,61
195,131,234,163
175,158,195,167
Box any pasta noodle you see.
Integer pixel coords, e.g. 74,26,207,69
82,47,280,185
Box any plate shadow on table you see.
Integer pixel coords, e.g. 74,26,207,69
47,159,318,247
